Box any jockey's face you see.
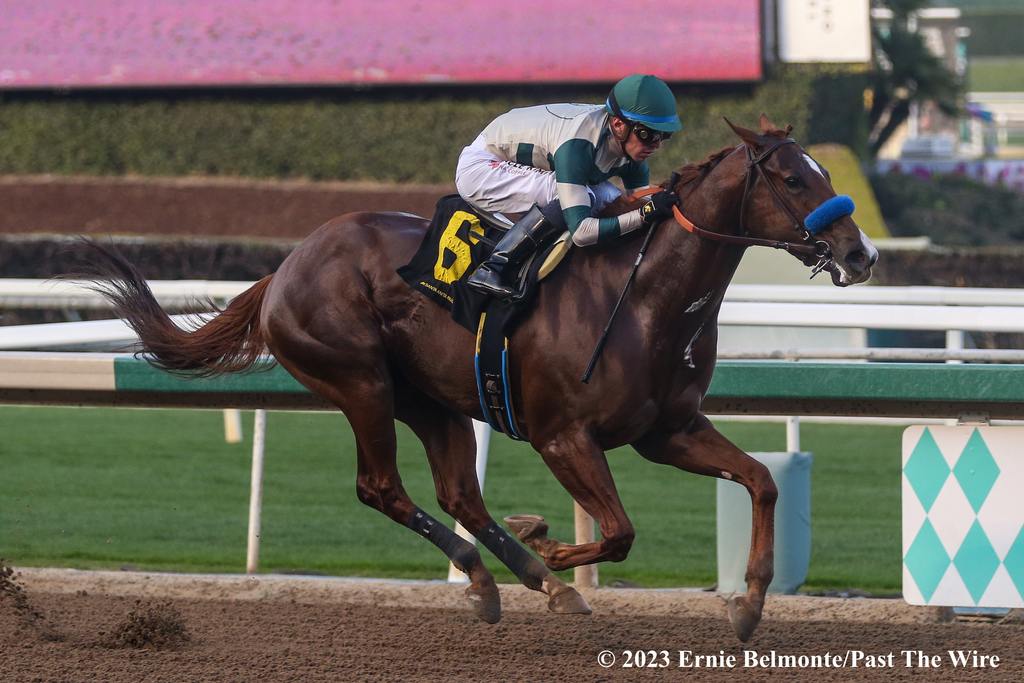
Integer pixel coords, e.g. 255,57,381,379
610,116,665,162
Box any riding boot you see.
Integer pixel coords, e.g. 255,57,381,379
467,204,562,299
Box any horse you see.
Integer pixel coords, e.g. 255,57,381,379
77,115,877,642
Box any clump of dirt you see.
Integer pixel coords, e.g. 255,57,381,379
0,560,63,641
109,599,190,649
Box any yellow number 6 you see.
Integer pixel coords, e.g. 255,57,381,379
434,210,484,284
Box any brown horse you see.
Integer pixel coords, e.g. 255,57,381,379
79,115,876,641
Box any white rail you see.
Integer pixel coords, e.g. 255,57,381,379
719,302,1024,333
0,279,249,309
0,314,212,350
5,280,1024,309
7,303,1022,352
720,348,1024,362
5,283,1024,352
724,284,1024,307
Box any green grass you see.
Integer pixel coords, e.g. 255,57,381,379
0,406,902,592
968,57,1024,92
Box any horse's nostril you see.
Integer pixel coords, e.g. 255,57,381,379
845,249,867,269
846,248,876,271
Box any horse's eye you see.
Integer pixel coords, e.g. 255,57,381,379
784,176,801,188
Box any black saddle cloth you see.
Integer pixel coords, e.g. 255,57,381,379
397,194,562,334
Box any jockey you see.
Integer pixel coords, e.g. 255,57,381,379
457,74,683,299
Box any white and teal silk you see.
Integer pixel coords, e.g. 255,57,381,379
478,104,649,244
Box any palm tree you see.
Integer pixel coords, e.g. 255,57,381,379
868,0,963,157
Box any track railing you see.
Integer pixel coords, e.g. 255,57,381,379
5,280,1024,586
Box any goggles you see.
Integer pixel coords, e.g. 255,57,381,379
631,124,672,145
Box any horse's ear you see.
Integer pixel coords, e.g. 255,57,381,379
724,117,762,148
757,113,793,137
758,113,777,134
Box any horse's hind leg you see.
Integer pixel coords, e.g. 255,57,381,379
395,388,590,615
633,415,777,643
276,356,503,623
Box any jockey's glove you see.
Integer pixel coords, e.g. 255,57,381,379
641,191,680,225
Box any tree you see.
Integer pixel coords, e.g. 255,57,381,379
868,0,963,157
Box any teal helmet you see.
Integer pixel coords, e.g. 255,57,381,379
605,74,682,133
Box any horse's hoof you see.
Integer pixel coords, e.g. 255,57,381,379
726,595,762,642
504,514,549,542
466,582,501,624
547,585,592,615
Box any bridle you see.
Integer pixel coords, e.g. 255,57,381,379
584,137,836,382
584,138,841,382
670,138,837,278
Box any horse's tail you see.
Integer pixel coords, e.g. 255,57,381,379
73,240,273,377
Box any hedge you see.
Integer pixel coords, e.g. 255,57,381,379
869,171,1024,246
0,66,868,184
962,11,1024,58
0,235,289,282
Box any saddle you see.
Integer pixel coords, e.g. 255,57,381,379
397,194,571,439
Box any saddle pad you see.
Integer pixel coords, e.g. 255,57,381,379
397,194,500,313
397,194,568,334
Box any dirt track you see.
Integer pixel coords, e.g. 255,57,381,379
2,568,1023,682
0,175,450,239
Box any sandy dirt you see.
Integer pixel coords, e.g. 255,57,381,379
0,175,451,239
2,567,1022,682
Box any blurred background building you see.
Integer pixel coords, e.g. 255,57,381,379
869,2,1024,192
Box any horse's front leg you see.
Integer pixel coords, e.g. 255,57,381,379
633,414,778,643
506,429,635,572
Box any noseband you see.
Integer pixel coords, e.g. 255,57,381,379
670,139,837,278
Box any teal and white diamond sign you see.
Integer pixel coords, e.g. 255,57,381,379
903,426,1024,607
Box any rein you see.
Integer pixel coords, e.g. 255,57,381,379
584,136,843,382
667,139,835,275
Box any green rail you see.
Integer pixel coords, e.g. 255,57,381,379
2,354,1024,419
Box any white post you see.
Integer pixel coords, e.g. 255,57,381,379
945,330,965,425
786,416,801,453
573,503,597,588
946,329,964,364
471,419,489,491
447,420,492,583
246,409,267,574
224,409,243,443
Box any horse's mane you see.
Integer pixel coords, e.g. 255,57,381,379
663,125,792,190
665,146,736,189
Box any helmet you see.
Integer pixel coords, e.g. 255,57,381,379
605,74,682,133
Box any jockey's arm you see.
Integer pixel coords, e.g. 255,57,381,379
553,141,650,247
565,201,645,247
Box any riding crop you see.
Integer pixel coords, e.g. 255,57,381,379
581,172,679,383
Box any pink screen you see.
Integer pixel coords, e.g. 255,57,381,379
1,1,762,88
